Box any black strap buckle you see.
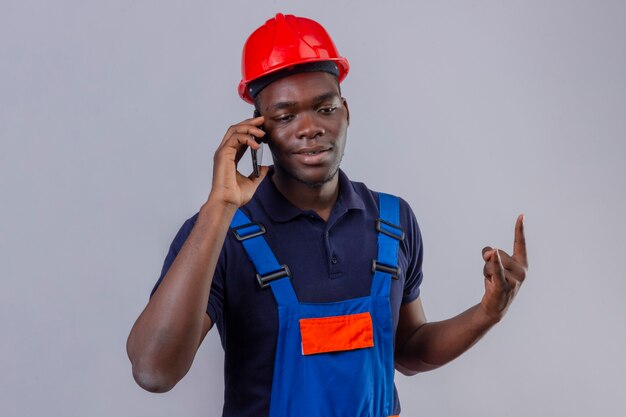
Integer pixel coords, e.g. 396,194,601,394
257,265,292,288
376,218,405,241
231,222,266,241
372,260,400,279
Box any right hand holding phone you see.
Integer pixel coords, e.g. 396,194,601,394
208,116,268,209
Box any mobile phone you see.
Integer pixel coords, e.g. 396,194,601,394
251,110,263,177
251,137,263,177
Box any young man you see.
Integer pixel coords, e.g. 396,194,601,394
127,13,528,417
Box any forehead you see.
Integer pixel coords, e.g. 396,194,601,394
257,72,340,111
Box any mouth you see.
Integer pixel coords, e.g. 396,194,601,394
292,146,332,165
294,146,331,155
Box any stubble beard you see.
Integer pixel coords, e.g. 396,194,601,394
279,151,344,189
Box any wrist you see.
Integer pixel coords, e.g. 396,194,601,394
200,196,239,221
477,299,504,326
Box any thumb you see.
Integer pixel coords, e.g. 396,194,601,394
482,246,494,261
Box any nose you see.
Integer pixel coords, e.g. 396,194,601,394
296,112,325,140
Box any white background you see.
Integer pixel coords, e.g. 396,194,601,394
2,1,625,416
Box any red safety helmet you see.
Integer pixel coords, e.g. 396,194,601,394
238,13,350,104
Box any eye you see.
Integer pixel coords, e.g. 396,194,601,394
319,106,338,114
274,114,294,123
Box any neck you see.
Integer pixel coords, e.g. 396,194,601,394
271,169,340,222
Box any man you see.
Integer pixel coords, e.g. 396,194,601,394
127,13,527,417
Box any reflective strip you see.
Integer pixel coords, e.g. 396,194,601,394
299,312,374,355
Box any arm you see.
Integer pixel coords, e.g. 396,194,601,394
395,215,528,375
126,117,268,393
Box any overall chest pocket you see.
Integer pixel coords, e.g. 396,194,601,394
299,312,375,355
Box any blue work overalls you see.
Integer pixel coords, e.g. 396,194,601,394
230,193,403,417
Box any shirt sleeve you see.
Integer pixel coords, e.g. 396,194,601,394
399,198,424,304
150,213,225,327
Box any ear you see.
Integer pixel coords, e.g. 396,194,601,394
342,97,350,126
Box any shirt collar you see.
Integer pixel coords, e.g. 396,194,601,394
256,167,366,223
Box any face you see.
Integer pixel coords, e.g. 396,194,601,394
256,72,349,188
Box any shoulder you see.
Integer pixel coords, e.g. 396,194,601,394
351,180,423,254
348,179,425,302
348,178,420,229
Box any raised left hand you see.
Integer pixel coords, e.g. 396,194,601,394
480,214,528,322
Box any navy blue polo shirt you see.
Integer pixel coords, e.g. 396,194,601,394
151,168,424,416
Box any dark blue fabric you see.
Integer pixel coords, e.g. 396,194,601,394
151,168,424,417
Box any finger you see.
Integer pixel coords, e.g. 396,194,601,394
220,118,266,147
215,133,260,166
504,261,526,284
483,257,525,284
512,214,528,269
243,125,266,138
229,133,261,149
229,127,265,143
482,246,494,261
233,115,265,128
228,134,252,164
232,134,264,167
248,115,265,126
236,116,265,135
493,249,526,281
483,260,500,279
491,249,508,288
234,145,248,165
483,252,513,277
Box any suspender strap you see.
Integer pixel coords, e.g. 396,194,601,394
371,193,404,298
230,209,298,305
231,194,403,303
